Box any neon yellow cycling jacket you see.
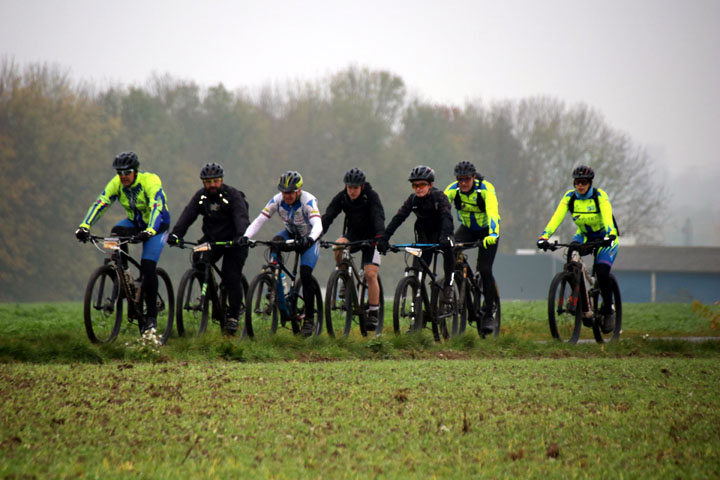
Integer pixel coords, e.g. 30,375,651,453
444,178,500,236
541,187,617,240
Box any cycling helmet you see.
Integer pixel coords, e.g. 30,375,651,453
278,170,303,192
572,165,595,181
343,168,366,186
200,162,224,179
408,165,435,183
454,161,476,177
112,151,139,170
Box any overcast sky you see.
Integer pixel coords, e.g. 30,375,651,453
2,0,718,244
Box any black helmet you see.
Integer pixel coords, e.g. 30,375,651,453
408,165,435,183
454,161,476,177
278,170,303,192
112,151,139,170
200,162,224,179
572,165,595,181
343,168,366,186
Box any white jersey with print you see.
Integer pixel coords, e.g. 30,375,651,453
244,191,323,240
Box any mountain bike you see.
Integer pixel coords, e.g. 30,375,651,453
175,240,248,336
544,238,622,343
243,239,323,338
321,240,385,337
454,242,501,338
83,234,174,344
389,243,458,342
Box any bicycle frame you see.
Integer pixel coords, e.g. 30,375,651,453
177,241,231,325
90,235,144,321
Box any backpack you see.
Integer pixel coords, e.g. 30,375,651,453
452,179,486,213
568,189,620,236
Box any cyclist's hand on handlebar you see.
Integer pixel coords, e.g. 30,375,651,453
136,230,153,242
482,235,498,249
75,227,90,243
537,237,550,251
601,235,616,247
295,235,313,251
234,236,249,247
167,233,181,246
439,235,454,249
376,235,390,254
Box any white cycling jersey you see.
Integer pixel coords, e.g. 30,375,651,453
243,191,322,240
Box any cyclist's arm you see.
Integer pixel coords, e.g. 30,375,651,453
384,194,413,238
597,188,618,238
540,190,573,238
142,173,168,235
482,181,500,237
320,190,343,234
368,189,386,237
230,188,251,236
303,195,323,240
79,177,120,229
242,195,278,239
170,190,202,238
436,190,454,237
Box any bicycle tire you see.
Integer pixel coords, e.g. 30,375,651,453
297,276,323,336
548,271,582,343
591,274,622,343
474,280,501,338
430,278,459,342
243,273,279,339
392,276,423,335
324,269,353,338
153,267,175,344
83,265,122,343
358,275,384,336
176,269,209,337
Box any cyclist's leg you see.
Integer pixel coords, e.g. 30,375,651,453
362,246,381,306
299,242,320,332
110,219,138,269
477,233,499,316
595,243,618,313
221,246,249,319
140,224,169,328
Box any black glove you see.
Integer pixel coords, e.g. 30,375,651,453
601,235,616,247
75,227,90,243
439,235,454,249
136,230,153,242
167,234,181,246
235,236,249,247
376,235,390,254
296,235,313,251
537,238,550,251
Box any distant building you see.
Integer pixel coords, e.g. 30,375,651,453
494,246,720,303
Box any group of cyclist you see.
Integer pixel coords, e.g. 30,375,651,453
76,150,619,337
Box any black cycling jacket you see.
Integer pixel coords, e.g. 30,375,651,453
171,184,249,242
385,188,453,239
321,183,385,240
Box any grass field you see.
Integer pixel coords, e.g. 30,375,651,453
1,301,719,478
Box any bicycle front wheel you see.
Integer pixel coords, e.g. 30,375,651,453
591,274,622,343
392,276,423,335
324,269,354,338
153,268,175,344
176,269,209,337
243,273,279,339
548,271,582,343
474,280,501,338
297,276,323,336
83,265,122,343
430,279,458,342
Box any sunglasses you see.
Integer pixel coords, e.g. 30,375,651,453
117,169,134,177
574,179,590,186
412,182,429,190
456,176,473,182
202,178,222,185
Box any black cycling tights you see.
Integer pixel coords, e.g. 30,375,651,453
595,263,613,312
300,265,316,320
141,259,158,318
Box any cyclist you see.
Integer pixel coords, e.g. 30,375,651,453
537,165,619,333
75,151,170,334
377,165,455,299
321,168,386,330
167,163,250,335
240,171,322,336
444,160,501,334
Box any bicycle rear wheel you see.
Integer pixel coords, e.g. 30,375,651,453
325,269,354,338
176,269,209,337
358,275,384,336
243,273,279,339
392,276,423,335
591,274,622,343
548,271,582,343
83,265,122,343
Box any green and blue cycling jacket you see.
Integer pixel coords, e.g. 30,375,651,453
444,178,500,236
80,172,170,234
541,187,617,241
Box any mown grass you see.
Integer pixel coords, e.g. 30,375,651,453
2,359,719,478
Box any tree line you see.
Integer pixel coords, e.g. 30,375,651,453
0,59,665,301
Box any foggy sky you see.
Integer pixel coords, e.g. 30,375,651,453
1,0,718,245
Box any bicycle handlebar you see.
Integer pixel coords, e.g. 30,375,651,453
89,234,141,245
545,237,614,252
175,240,236,249
319,239,375,248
